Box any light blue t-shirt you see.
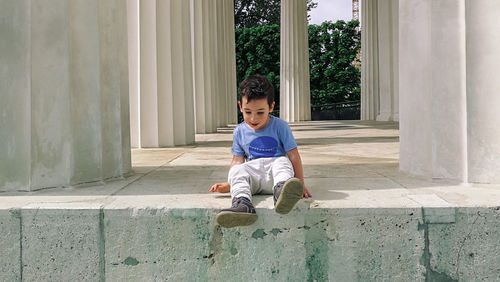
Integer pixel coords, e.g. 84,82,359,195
231,115,297,161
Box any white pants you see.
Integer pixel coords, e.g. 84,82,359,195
228,156,295,200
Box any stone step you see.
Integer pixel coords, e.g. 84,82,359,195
2,188,500,281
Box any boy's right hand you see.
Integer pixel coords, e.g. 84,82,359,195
209,182,230,193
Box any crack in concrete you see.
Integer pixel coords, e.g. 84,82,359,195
455,211,482,277
99,207,106,282
109,157,178,197
12,209,23,281
208,225,223,266
372,170,408,189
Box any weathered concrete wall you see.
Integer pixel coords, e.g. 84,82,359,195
426,208,500,281
1,206,499,281
0,210,21,281
21,209,103,281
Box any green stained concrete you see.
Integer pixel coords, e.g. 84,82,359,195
230,247,238,255
270,228,282,236
2,121,500,280
124,257,139,266
304,212,329,281
251,229,267,239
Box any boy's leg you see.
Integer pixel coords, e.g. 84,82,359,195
228,160,263,200
271,157,303,214
216,161,261,228
270,157,295,186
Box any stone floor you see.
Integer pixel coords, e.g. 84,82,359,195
2,120,500,210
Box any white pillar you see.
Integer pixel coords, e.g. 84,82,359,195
215,0,238,126
70,0,103,184
127,0,140,148
280,0,311,122
207,0,218,130
137,0,195,147
139,0,159,147
157,0,195,146
400,0,500,183
0,0,31,190
215,0,226,128
225,0,238,125
376,0,398,121
465,0,500,183
192,0,217,133
0,0,131,192
299,0,311,121
400,0,466,181
191,0,236,132
99,0,131,179
30,0,72,188
361,0,399,121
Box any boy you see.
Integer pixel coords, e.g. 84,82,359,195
209,74,312,228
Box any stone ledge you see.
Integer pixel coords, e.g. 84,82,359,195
1,204,500,281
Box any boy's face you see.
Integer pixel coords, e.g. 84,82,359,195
238,97,275,130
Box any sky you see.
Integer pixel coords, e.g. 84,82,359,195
308,0,353,25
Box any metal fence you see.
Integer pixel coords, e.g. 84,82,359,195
239,101,361,122
311,101,361,120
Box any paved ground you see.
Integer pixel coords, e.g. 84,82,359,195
2,120,500,210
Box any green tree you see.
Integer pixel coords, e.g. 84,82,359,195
235,20,361,119
308,20,361,106
234,0,318,29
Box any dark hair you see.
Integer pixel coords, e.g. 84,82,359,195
239,74,274,106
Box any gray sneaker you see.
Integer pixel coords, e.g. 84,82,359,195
273,178,304,214
216,197,258,228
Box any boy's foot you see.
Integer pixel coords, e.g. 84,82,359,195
274,178,304,214
216,197,258,228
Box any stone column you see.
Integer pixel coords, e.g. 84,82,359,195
225,0,238,125
139,0,159,147
400,0,500,183
0,0,131,192
280,0,311,122
361,0,399,121
99,0,132,179
465,0,500,183
192,0,217,133
215,0,226,128
127,0,140,148
138,0,195,147
361,0,378,121
215,0,238,126
1,0,33,191
191,0,236,132
156,0,195,146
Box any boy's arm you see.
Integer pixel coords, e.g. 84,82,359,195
230,155,245,168
287,148,312,198
209,155,245,193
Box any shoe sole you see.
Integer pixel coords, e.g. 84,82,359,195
216,211,258,228
275,178,304,214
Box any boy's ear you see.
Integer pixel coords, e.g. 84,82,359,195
237,101,242,112
269,101,275,113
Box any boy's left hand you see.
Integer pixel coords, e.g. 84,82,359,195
302,185,312,199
